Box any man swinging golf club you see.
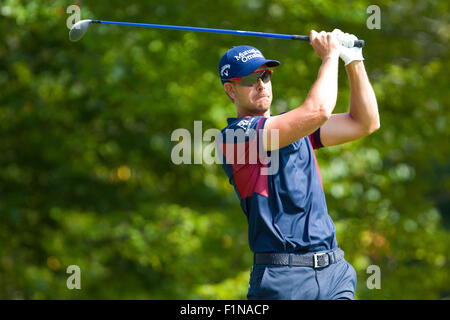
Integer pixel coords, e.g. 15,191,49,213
217,29,380,300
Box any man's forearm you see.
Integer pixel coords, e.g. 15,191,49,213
346,61,380,132
305,54,339,118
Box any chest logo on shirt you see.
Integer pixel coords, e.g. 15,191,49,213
236,119,250,130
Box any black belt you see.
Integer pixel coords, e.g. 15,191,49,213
254,248,344,268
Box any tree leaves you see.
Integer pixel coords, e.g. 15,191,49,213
0,0,448,299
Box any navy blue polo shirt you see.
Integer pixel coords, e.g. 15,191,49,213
217,116,338,253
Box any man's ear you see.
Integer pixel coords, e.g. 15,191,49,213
224,82,236,101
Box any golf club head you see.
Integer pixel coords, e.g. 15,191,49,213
69,20,92,42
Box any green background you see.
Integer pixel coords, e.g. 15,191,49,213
0,0,448,299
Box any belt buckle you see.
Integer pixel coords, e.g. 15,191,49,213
313,252,328,268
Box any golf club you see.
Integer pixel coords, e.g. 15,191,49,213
69,19,365,48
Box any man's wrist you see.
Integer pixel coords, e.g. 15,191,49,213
322,51,340,61
345,60,365,72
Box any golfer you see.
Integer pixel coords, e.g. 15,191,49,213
217,29,379,300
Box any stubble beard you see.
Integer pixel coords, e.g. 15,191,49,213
253,97,271,116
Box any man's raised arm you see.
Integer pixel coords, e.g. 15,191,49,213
319,31,380,147
264,30,340,151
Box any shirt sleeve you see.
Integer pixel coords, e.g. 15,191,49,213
308,127,324,149
219,116,267,164
217,116,269,199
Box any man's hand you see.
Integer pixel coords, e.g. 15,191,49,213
309,30,340,60
332,29,365,66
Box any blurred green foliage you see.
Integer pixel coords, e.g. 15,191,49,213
0,0,448,299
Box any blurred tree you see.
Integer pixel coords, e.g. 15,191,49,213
0,0,448,299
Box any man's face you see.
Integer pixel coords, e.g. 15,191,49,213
224,65,273,117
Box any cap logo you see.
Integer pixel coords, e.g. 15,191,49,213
220,64,231,77
234,48,263,63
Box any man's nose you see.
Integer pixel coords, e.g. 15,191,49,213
255,78,266,90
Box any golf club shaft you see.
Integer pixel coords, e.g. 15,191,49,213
91,20,365,48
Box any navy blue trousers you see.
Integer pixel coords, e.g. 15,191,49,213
247,258,357,300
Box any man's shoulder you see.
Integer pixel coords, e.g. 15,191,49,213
221,116,265,133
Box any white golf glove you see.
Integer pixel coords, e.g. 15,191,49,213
332,29,364,66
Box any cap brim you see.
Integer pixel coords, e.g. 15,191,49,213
237,58,281,78
264,59,281,67
221,57,281,84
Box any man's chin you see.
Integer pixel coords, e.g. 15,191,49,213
241,102,271,117
256,100,271,112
